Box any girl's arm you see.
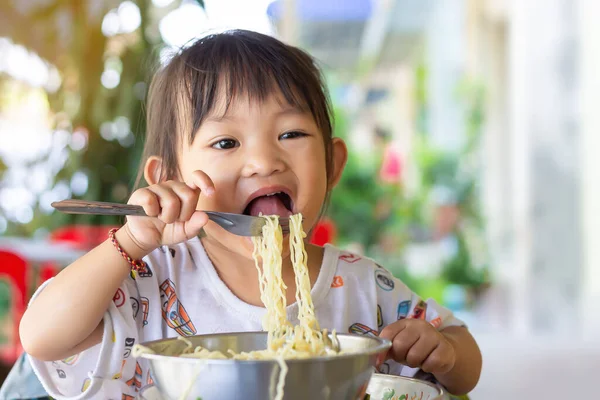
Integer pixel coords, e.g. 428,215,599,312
20,172,213,361
19,228,147,361
435,325,482,395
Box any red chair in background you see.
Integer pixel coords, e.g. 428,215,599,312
49,224,118,249
0,225,119,366
0,251,28,364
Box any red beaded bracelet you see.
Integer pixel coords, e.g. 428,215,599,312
108,228,147,272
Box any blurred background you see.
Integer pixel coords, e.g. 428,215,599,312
1,0,600,398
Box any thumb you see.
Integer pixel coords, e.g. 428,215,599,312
184,211,209,238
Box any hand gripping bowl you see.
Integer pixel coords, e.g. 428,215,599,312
365,373,449,400
135,331,391,400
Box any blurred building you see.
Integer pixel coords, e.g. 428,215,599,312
270,0,600,341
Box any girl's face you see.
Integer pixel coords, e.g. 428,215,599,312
166,91,346,259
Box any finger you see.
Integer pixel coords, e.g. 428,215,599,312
421,339,455,374
146,184,181,224
405,334,438,368
187,170,215,196
378,320,408,364
128,188,160,217
389,326,420,364
379,319,408,341
183,211,209,238
168,181,200,222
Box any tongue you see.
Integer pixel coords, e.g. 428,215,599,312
248,196,292,217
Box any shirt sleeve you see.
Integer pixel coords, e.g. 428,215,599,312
28,276,143,400
372,263,467,377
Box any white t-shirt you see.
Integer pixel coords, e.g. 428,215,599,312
29,237,465,399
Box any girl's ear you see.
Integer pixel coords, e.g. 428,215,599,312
329,138,348,188
144,156,163,186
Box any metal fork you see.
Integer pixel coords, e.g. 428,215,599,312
51,199,291,237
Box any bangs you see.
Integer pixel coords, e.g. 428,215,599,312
176,30,331,143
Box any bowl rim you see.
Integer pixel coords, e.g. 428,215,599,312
368,373,446,396
136,331,392,364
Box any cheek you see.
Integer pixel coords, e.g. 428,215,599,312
297,166,328,210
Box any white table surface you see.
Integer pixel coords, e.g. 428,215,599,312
0,237,85,265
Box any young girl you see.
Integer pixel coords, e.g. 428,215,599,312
19,30,482,399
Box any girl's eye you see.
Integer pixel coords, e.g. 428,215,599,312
279,131,307,140
211,139,239,150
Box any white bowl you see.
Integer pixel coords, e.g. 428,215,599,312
366,373,449,400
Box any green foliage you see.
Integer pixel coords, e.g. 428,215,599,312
327,108,400,250
327,70,490,299
0,0,174,234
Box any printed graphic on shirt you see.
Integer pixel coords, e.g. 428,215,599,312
113,288,126,307
113,359,126,380
377,305,383,329
339,253,361,264
147,371,154,385
430,316,442,328
159,246,176,258
331,275,344,288
82,377,91,392
140,296,149,326
136,261,153,278
56,369,66,379
129,261,153,279
375,269,395,291
126,362,143,391
131,297,140,319
349,322,378,337
378,362,391,374
160,279,197,336
411,300,427,320
397,300,411,320
61,353,79,366
124,337,135,358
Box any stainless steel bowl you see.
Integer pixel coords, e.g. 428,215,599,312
137,331,391,400
365,373,449,400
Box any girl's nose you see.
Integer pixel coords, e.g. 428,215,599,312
241,144,286,178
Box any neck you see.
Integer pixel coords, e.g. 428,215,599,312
200,235,325,307
201,236,257,277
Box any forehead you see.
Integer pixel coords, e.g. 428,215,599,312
205,87,310,121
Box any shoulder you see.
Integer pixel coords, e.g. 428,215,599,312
326,245,393,279
326,244,378,270
324,245,413,295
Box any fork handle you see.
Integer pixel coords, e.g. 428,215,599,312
51,199,148,217
51,200,234,228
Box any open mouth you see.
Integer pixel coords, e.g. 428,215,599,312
243,191,294,217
